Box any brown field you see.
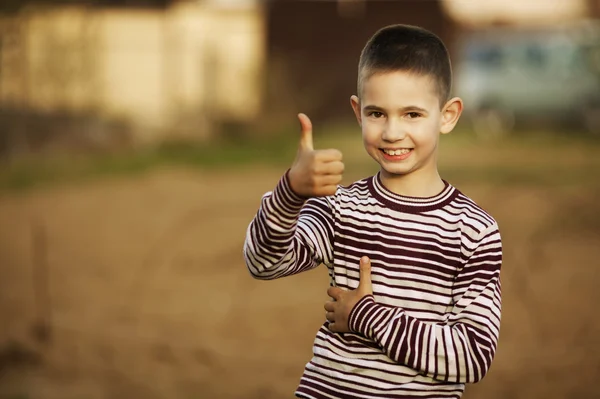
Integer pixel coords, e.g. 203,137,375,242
1,134,600,399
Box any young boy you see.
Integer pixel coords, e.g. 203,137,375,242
243,24,502,399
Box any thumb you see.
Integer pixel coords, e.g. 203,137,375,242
297,113,314,152
358,256,373,294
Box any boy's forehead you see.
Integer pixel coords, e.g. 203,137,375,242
360,70,440,107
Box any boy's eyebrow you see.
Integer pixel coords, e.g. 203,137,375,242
363,104,428,113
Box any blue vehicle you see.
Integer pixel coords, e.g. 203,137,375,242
453,21,600,136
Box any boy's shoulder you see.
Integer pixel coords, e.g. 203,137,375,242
450,185,499,234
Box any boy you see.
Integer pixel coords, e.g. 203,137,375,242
243,24,502,399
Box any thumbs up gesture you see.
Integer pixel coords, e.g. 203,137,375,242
288,113,344,197
324,257,374,333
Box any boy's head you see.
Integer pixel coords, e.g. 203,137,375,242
357,24,452,106
350,24,463,191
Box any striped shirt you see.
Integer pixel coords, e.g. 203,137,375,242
243,171,502,399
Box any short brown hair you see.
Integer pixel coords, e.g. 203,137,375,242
357,24,452,106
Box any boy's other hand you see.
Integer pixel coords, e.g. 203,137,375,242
288,113,344,197
325,256,373,333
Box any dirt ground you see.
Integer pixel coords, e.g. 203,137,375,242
0,160,599,399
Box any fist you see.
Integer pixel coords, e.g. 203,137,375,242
288,113,344,197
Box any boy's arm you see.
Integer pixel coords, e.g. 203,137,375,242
244,113,344,280
243,171,335,279
349,224,502,384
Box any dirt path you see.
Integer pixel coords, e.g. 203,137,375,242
0,166,599,399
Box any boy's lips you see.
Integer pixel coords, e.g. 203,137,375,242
380,147,413,161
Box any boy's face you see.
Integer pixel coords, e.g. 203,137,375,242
351,70,462,184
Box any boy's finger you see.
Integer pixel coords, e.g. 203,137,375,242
325,311,335,322
358,256,373,293
314,185,338,197
327,286,343,300
321,161,345,175
316,175,342,187
315,148,343,162
297,113,314,152
324,301,335,312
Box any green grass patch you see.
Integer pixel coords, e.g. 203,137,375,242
0,124,599,193
0,134,299,192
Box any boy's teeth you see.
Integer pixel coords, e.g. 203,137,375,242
384,149,411,156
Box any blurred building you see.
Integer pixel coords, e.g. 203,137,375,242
0,0,264,145
263,0,453,124
441,0,592,27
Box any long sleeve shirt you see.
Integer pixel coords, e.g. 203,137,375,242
244,171,502,399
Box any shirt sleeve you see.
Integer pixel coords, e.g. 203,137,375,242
243,170,335,279
348,223,502,384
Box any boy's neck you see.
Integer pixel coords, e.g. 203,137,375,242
379,170,445,198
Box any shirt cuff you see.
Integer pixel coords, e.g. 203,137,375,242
271,169,307,211
348,295,378,339
349,295,403,340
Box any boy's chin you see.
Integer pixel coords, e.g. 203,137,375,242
377,165,412,178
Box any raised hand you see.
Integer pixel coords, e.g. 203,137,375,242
288,113,344,197
325,256,373,333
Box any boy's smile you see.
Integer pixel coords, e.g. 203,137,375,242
351,70,462,196
380,147,413,161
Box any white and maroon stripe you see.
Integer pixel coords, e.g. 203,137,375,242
244,171,502,398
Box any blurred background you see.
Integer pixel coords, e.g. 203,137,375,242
0,1,599,398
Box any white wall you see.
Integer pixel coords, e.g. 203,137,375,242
441,0,589,26
0,2,265,143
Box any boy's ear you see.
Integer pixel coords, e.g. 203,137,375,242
350,95,362,127
440,97,464,134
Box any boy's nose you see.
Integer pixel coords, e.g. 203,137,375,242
382,121,407,142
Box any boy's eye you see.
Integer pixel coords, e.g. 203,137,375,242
368,111,384,118
406,112,422,119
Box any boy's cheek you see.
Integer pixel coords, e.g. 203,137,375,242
361,127,380,142
413,119,440,134
361,120,383,134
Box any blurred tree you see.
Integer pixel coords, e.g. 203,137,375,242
589,0,600,18
0,0,25,13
